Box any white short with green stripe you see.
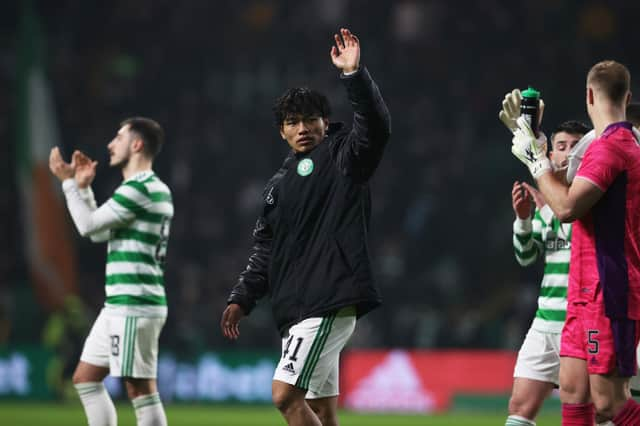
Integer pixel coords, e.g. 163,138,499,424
80,309,166,378
273,307,356,399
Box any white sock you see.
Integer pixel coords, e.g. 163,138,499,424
132,392,167,426
75,382,117,426
505,415,536,426
596,422,615,426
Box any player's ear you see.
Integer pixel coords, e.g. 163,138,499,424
132,138,145,153
279,126,286,140
587,87,595,106
323,118,329,133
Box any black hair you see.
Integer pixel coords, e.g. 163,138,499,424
549,120,591,150
273,88,331,127
120,117,164,158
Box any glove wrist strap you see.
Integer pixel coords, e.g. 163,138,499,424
531,157,552,179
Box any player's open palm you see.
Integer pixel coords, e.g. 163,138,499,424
512,181,532,219
331,28,360,74
72,150,98,189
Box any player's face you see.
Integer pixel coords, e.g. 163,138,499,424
549,131,582,169
280,114,328,153
107,125,134,168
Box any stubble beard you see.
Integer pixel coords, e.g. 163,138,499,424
110,155,129,170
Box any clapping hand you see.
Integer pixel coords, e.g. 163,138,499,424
72,151,98,188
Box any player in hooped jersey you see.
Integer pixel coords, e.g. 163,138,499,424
504,118,588,426
49,117,172,426
510,61,640,425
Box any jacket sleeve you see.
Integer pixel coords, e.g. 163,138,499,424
513,209,544,267
333,66,392,182
227,216,272,315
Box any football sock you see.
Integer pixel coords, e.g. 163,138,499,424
562,403,595,426
612,398,640,425
505,414,536,425
132,392,167,426
75,382,117,426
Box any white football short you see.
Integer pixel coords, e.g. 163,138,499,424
80,308,166,378
513,327,561,385
273,306,356,399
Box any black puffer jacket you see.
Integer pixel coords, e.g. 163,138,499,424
228,67,391,335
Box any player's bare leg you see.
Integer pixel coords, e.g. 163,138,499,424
73,360,110,384
307,396,339,426
508,377,554,422
272,380,321,426
589,373,630,420
559,357,594,425
124,377,158,398
560,357,590,403
73,361,117,426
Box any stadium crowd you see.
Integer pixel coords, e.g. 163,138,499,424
1,0,639,356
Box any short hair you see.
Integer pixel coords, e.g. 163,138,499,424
587,60,631,104
120,117,164,158
549,120,591,151
627,102,640,128
273,88,331,127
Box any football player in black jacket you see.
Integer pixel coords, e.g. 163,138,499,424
221,28,391,426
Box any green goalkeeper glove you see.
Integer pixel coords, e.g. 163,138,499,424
511,116,552,178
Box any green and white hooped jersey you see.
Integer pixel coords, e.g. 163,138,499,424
513,205,571,334
104,171,173,317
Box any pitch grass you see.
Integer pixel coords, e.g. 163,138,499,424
0,403,561,425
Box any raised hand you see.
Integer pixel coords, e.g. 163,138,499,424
49,147,75,182
512,181,532,219
522,182,546,209
72,150,98,189
330,28,360,74
499,88,545,134
499,89,522,133
511,116,551,179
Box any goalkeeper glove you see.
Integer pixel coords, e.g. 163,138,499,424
511,116,552,178
499,89,522,133
498,88,545,134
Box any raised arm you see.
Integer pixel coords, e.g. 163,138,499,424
531,174,603,222
50,147,130,238
330,28,391,181
509,113,605,223
72,151,109,242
